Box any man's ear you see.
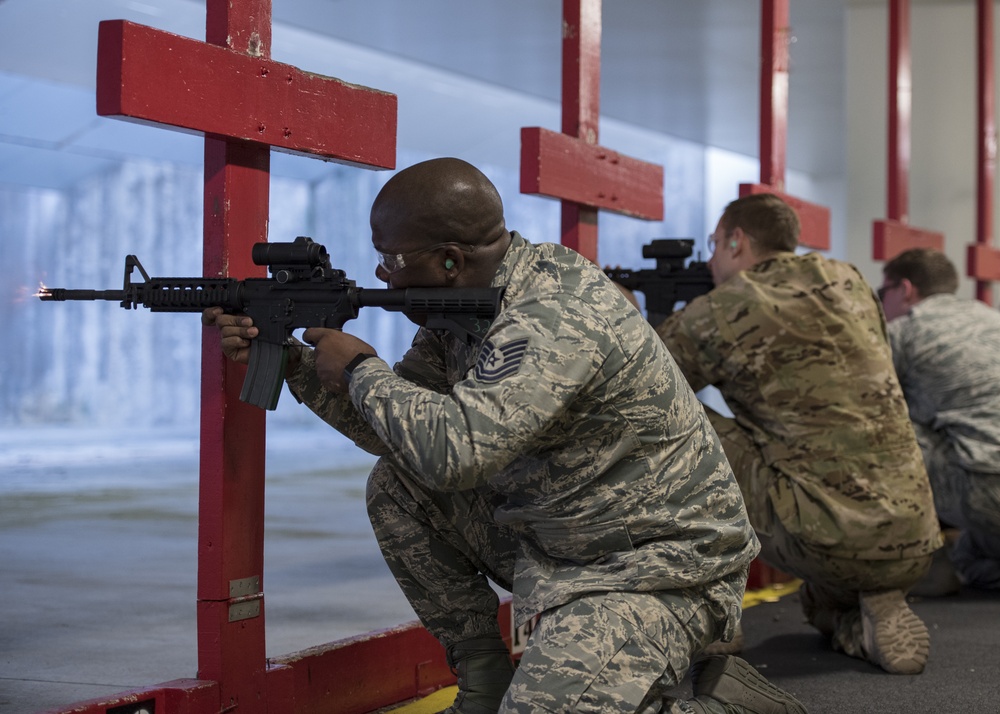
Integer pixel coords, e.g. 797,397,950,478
441,246,464,279
729,227,745,255
900,278,921,305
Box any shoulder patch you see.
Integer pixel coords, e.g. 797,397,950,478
475,338,529,384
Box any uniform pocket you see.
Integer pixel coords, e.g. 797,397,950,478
530,517,634,565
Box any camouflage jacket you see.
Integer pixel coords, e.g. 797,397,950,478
889,294,1000,475
656,252,941,560
288,232,758,624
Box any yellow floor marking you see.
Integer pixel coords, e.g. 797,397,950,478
380,580,803,712
743,578,802,608
381,685,458,713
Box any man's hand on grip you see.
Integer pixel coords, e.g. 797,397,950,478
202,307,257,365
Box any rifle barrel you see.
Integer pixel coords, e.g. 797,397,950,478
38,289,125,302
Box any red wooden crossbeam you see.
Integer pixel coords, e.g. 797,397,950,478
873,219,944,260
84,2,398,713
739,183,831,250
972,0,1000,300
267,622,453,714
39,599,526,714
520,0,663,263
750,0,830,252
520,128,663,218
37,680,218,714
872,0,944,261
97,20,396,168
968,243,1000,283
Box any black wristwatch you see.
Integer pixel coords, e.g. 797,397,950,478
343,352,378,384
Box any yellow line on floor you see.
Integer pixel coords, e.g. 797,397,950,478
743,578,802,608
382,685,459,713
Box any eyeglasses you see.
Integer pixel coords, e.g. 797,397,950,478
706,232,729,256
876,283,899,301
375,242,476,274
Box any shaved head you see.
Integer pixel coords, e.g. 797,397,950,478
371,158,506,250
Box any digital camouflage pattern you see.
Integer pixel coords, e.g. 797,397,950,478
655,252,941,561
365,455,748,711
888,294,1000,477
888,293,1000,584
288,232,758,645
503,584,744,713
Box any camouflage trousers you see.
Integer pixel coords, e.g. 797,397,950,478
366,457,518,645
913,422,1000,589
366,458,738,713
912,421,1000,538
706,409,932,611
507,590,731,713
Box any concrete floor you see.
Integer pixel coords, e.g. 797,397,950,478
0,427,418,714
8,426,999,714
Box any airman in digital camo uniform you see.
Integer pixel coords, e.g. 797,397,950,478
880,248,1000,593
205,159,807,713
654,193,942,676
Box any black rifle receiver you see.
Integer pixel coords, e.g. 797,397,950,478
604,238,714,327
39,237,504,410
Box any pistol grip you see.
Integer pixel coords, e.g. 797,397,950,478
241,340,288,410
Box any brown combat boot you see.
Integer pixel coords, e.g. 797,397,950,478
859,589,930,674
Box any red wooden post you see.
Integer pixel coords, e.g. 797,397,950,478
740,0,824,590
741,0,830,252
970,0,1000,303
95,1,395,710
887,0,910,225
759,0,788,191
872,0,944,260
520,0,664,263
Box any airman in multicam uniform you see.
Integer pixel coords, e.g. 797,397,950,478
880,248,1000,593
651,193,942,676
205,159,808,714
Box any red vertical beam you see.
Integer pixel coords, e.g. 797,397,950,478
743,0,830,251
198,0,270,711
522,1,662,258
974,0,996,305
745,0,810,588
760,0,789,190
888,0,912,222
561,0,602,262
872,0,943,260
744,0,797,581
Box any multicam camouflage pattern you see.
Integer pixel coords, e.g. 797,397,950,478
288,232,758,645
709,409,932,598
656,252,941,561
888,294,1000,573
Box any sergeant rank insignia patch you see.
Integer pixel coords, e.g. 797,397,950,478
475,338,529,383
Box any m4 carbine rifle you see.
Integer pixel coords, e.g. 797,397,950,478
39,236,504,410
604,238,714,327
